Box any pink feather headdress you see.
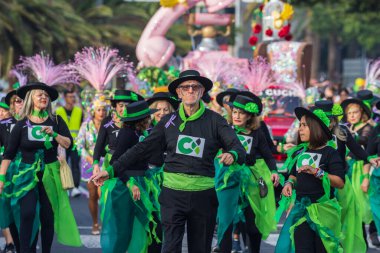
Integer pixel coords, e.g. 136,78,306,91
9,68,28,88
69,47,132,91
243,57,276,94
18,53,78,86
365,59,380,88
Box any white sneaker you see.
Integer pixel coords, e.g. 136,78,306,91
71,187,81,198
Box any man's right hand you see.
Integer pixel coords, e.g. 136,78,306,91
93,164,100,175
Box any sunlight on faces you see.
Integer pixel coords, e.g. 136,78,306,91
32,89,49,110
298,116,310,142
93,106,107,122
232,108,251,128
116,102,127,116
154,101,171,123
176,80,204,106
346,104,362,124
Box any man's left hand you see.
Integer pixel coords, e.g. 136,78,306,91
218,153,234,165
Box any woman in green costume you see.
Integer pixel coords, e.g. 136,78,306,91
0,82,81,253
276,107,345,253
147,92,178,126
341,90,379,246
218,94,279,253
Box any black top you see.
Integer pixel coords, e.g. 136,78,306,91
334,125,369,166
112,109,246,178
347,123,373,159
290,146,345,202
366,125,380,157
236,128,277,170
3,116,72,164
93,116,121,161
110,126,149,183
260,122,276,154
0,117,17,150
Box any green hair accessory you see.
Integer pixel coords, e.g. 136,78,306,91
313,109,330,127
245,102,259,114
331,104,343,116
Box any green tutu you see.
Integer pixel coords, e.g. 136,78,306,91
100,176,160,253
0,156,17,229
369,168,380,233
242,159,277,239
335,176,366,253
3,151,81,247
347,159,372,224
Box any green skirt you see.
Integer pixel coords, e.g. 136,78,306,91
369,168,380,233
4,152,81,247
348,159,372,223
0,157,16,229
275,197,343,253
242,159,277,239
335,176,366,253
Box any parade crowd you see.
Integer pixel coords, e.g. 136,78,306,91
1,49,380,253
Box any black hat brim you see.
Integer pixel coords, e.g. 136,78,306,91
109,93,144,104
147,96,179,110
295,107,332,140
17,83,59,102
237,91,263,114
168,75,213,95
226,101,258,115
5,90,17,106
121,108,159,122
216,90,238,107
341,98,371,118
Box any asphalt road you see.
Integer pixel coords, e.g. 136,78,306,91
1,186,380,252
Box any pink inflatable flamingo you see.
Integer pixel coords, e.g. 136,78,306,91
136,0,235,67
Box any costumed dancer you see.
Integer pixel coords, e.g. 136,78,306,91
147,92,179,126
275,107,345,253
75,95,108,235
217,94,280,253
92,70,246,253
314,100,371,253
56,89,83,198
365,99,380,247
98,101,161,253
0,97,19,253
341,90,379,246
0,82,81,253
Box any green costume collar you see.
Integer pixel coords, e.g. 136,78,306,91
31,109,48,118
234,125,249,134
178,101,205,132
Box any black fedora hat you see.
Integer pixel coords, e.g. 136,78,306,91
109,90,144,104
168,70,213,95
216,88,239,107
5,90,17,106
315,100,343,117
0,97,10,110
121,101,158,122
147,92,179,110
295,107,332,140
227,95,261,115
17,82,59,101
236,91,263,115
341,90,374,118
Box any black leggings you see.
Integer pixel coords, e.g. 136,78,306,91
19,180,54,253
294,221,326,253
9,222,20,253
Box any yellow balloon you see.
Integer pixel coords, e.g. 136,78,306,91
355,78,365,87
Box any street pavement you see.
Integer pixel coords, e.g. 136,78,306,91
1,186,380,252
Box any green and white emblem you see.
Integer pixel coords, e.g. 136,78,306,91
28,125,52,142
296,152,322,171
238,134,253,154
176,134,205,158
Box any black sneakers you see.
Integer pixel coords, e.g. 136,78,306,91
2,244,15,253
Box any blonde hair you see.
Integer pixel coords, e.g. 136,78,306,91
9,95,18,117
345,103,369,122
149,100,174,113
19,89,54,119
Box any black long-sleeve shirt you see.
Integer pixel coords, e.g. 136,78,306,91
110,126,149,183
347,123,373,160
260,121,276,154
93,116,121,162
0,117,17,150
366,125,380,157
3,116,72,164
236,128,277,170
112,109,246,178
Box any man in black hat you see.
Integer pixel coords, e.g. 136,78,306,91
92,70,246,253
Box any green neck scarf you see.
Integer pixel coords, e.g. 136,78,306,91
234,125,249,134
179,101,206,132
152,118,158,126
281,142,309,173
15,114,21,120
32,109,48,118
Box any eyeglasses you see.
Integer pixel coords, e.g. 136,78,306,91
14,99,23,104
178,84,203,92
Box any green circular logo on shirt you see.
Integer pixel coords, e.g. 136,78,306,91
297,153,314,168
31,126,44,139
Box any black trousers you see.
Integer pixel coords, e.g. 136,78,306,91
159,187,218,253
294,221,326,253
9,222,20,253
19,177,54,253
66,148,80,187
